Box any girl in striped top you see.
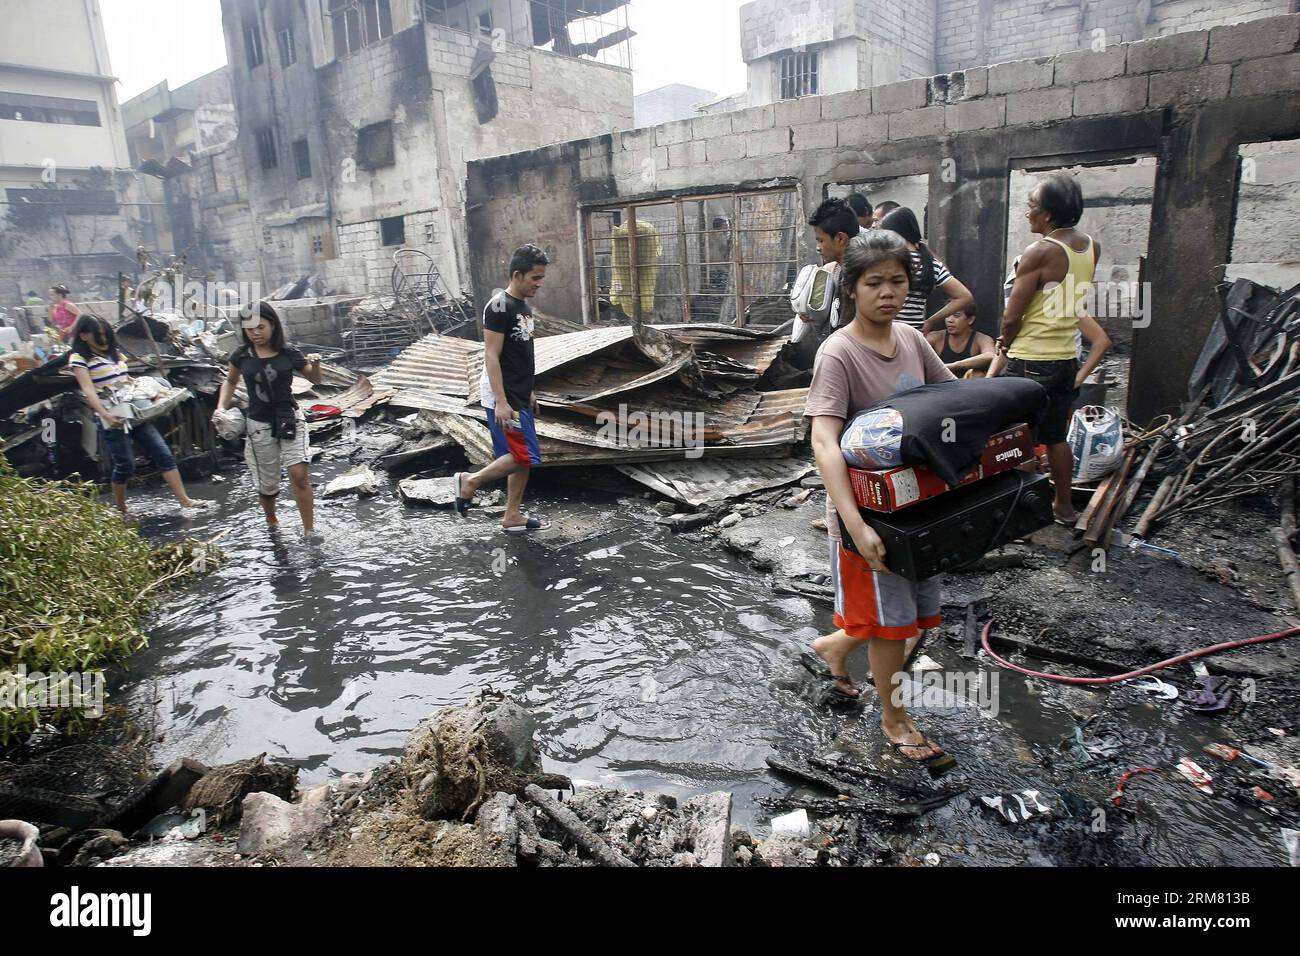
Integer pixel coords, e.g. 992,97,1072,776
878,207,974,333
67,315,207,515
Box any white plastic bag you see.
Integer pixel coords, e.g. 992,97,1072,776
211,406,246,441
1067,405,1124,481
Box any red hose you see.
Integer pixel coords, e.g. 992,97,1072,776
979,621,1300,685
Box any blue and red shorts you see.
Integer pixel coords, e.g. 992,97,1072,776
486,407,542,467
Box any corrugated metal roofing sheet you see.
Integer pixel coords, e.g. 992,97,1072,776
370,334,483,400
618,458,817,506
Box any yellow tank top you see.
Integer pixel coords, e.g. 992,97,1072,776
1009,236,1095,361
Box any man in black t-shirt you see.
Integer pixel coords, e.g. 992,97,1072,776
454,244,552,533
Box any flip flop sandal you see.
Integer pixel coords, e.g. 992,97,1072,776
453,472,472,517
503,516,551,534
888,737,945,762
823,673,863,701
799,652,862,700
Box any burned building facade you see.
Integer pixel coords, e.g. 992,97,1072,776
214,0,634,299
465,13,1300,425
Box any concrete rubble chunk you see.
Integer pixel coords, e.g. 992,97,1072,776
238,793,301,856
474,792,520,867
681,792,733,867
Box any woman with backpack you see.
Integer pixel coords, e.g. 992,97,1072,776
878,207,974,335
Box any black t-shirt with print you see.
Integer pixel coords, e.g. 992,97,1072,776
231,345,306,426
482,291,535,411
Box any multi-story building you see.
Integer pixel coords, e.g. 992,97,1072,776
732,0,1296,110
0,0,143,303
217,0,635,299
123,68,245,275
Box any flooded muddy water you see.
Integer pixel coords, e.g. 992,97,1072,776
115,459,1293,866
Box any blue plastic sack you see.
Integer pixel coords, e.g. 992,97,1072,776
840,407,905,469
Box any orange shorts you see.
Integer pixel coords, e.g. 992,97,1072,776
829,539,942,641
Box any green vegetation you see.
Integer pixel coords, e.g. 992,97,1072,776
0,457,219,743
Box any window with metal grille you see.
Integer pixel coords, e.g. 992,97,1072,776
293,139,311,179
312,234,324,254
780,51,818,99
330,0,393,58
585,187,800,326
357,121,394,169
255,127,278,169
380,216,405,246
245,22,265,68
278,27,297,66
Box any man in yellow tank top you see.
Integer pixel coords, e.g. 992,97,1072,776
989,173,1101,524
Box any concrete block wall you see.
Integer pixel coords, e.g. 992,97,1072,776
427,24,531,87
853,0,937,79
328,208,446,297
275,299,343,348
935,0,1296,73
467,13,1300,423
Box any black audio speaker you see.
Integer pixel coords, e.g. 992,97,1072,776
838,470,1053,580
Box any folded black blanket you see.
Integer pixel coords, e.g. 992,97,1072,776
865,378,1049,486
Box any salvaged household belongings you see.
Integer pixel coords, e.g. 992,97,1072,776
851,377,1048,487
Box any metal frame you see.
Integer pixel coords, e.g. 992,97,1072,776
584,186,800,327
420,0,632,69
780,50,819,100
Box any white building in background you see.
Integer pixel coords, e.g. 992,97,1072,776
634,83,716,127
727,0,1296,110
0,0,143,302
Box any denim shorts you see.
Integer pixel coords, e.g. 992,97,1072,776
1005,357,1079,445
100,420,177,484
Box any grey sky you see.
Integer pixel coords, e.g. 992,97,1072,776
102,0,750,103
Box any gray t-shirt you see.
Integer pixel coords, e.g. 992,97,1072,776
805,323,957,539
